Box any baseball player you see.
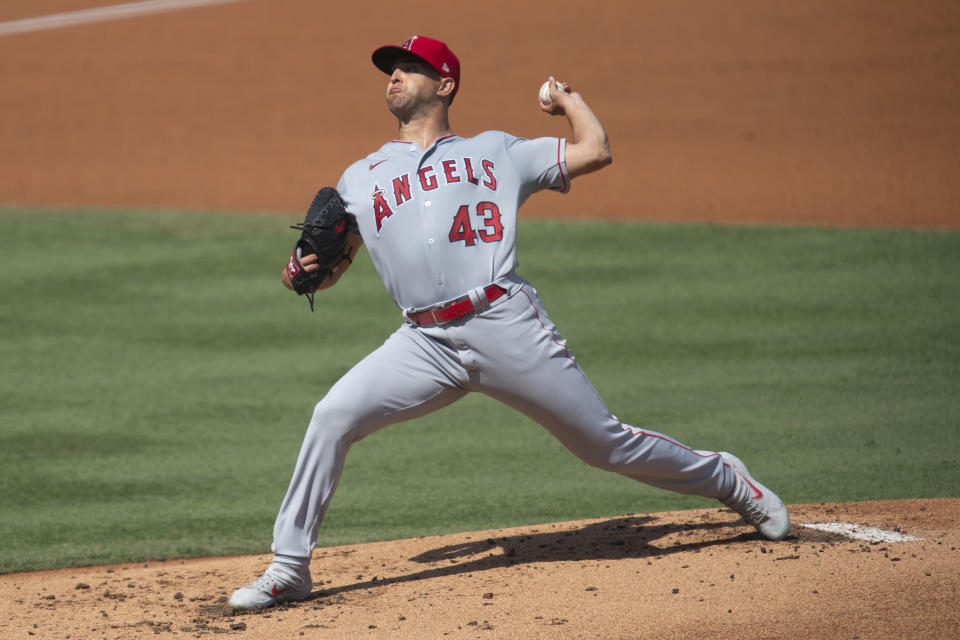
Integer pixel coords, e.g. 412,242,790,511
229,35,790,610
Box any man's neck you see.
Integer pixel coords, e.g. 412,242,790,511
396,112,453,150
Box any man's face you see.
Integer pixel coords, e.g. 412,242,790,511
386,56,443,120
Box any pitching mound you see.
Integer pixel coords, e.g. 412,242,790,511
2,498,957,639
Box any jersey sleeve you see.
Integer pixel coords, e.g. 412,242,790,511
503,133,571,196
336,168,365,245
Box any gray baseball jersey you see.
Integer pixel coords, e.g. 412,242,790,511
270,131,735,562
337,131,568,311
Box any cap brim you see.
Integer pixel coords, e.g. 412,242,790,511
372,46,412,75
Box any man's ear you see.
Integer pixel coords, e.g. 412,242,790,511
437,77,456,99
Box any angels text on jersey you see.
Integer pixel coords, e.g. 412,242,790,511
371,154,500,246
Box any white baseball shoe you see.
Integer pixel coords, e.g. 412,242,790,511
709,451,790,541
228,564,313,610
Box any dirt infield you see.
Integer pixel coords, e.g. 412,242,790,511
1,0,958,226
2,500,958,639
2,2,958,638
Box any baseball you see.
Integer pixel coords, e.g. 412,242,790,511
539,79,562,104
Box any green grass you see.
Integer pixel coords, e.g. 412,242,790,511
1,206,957,573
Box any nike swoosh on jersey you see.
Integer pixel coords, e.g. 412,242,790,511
369,159,388,170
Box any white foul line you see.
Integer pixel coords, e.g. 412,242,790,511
0,0,246,37
801,522,923,543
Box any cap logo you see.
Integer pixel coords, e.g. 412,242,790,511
401,36,417,50
441,62,450,73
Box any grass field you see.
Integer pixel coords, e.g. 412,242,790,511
1,206,957,574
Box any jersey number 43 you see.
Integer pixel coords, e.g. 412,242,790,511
448,202,503,246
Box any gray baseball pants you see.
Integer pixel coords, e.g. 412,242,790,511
271,276,734,562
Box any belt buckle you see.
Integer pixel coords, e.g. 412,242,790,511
429,296,463,325
426,294,470,326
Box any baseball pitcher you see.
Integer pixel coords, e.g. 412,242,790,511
229,35,790,610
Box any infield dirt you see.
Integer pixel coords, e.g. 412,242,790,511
1,0,958,227
2,500,959,639
1,1,958,638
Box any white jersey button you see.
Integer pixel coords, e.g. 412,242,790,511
425,201,432,207
428,238,435,244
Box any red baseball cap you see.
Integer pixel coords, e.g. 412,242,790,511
372,35,461,99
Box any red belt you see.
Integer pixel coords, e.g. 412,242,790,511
408,284,507,327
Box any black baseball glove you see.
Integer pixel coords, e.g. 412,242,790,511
286,187,350,311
